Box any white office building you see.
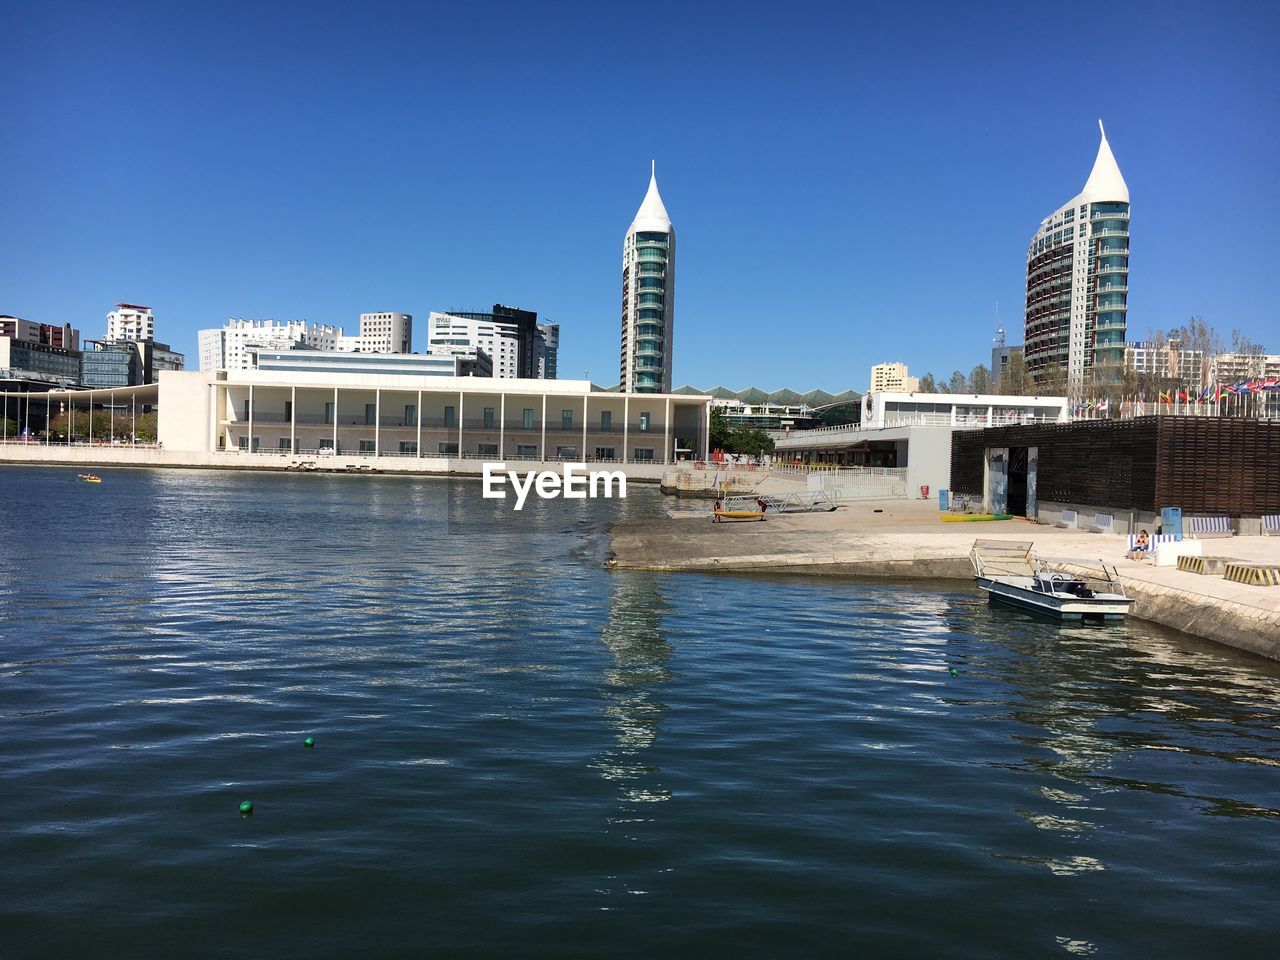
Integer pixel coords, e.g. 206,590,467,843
427,312,521,378
1024,121,1130,385
198,319,346,372
620,163,675,393
1125,340,1204,382
106,303,155,342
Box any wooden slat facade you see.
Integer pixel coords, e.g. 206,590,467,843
950,416,1280,516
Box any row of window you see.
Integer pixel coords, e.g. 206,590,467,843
251,402,658,431
238,437,657,460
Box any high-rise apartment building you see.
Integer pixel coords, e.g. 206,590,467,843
869,362,918,393
106,303,155,342
353,312,412,353
1024,122,1130,385
620,164,675,393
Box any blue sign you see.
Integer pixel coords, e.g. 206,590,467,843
1161,507,1183,540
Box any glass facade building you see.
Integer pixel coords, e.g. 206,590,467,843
620,164,675,393
80,340,138,389
1024,122,1130,385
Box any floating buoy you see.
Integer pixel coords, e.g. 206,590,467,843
239,800,254,816
949,667,958,677
304,737,315,749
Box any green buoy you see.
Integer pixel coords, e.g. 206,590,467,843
949,667,958,677
304,737,315,748
239,800,254,816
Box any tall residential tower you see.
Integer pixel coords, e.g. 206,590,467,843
1024,122,1130,385
620,163,675,393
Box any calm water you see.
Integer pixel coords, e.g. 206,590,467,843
2,466,1279,958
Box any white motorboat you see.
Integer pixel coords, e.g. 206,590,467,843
969,539,1134,623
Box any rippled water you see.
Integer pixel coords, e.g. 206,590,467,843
2,466,1279,958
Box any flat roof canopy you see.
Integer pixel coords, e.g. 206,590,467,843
0,383,160,404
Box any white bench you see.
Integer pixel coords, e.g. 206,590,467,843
1088,513,1114,534
1056,509,1078,530
1263,515,1280,537
1187,516,1234,539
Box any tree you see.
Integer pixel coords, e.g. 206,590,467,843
709,407,733,452
1231,329,1267,378
707,407,775,457
0,418,16,437
135,412,158,443
947,370,968,394
999,352,1031,395
917,372,938,393
968,364,991,394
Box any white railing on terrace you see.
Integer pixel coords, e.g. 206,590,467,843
778,413,1064,437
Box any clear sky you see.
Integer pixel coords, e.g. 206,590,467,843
3,0,1277,391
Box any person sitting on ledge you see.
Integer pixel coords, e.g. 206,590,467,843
1126,529,1151,561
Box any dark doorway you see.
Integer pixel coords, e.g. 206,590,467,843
1008,446,1028,517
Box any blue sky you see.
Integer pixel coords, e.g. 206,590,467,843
3,0,1277,391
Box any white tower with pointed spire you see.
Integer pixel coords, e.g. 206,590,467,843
620,162,675,393
1024,121,1130,386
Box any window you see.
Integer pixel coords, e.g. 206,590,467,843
477,443,498,457
359,440,376,453
639,412,651,432
399,441,418,454
405,404,416,425
324,402,335,425
438,441,458,455
278,438,291,451
556,446,577,459
318,438,334,451
516,444,538,458
365,403,376,426
284,401,292,421
444,406,456,428
238,436,249,450
594,447,616,460
244,400,250,419
522,408,534,429
483,407,495,429
633,448,654,461
600,410,612,430
561,409,573,430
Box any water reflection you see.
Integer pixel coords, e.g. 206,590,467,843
591,571,672,806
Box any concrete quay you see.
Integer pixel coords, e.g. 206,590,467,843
607,499,1280,661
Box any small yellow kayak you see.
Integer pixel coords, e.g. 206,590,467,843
942,513,1012,522
713,510,766,522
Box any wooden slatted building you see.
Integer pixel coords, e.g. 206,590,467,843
950,416,1280,516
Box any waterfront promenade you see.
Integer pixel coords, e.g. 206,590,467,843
608,500,1280,660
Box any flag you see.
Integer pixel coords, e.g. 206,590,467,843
1159,390,1171,404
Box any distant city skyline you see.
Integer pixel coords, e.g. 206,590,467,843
2,2,1276,391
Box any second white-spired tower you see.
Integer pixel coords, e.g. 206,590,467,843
620,163,675,393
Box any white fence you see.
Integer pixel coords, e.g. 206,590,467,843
806,467,908,501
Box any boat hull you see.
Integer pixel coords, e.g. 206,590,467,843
976,576,1133,621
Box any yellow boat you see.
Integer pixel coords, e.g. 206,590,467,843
713,509,766,522
942,513,1012,522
